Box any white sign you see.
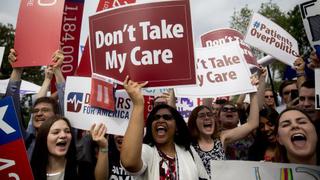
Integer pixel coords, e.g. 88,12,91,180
244,13,299,67
175,42,256,98
0,79,41,95
65,76,132,135
211,160,320,180
300,0,320,52
0,46,4,68
316,68,320,110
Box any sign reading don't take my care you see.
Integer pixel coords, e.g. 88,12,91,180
89,0,196,87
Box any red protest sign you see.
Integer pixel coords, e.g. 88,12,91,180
200,28,258,66
51,0,85,93
90,78,115,111
89,0,196,87
76,0,136,77
13,0,65,67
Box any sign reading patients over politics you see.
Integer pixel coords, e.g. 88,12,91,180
175,42,256,98
201,28,258,66
65,76,132,135
89,0,196,87
211,160,320,180
300,0,320,57
14,0,65,67
0,97,33,180
244,13,299,67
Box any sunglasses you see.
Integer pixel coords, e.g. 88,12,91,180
153,114,173,121
221,107,237,112
197,112,214,119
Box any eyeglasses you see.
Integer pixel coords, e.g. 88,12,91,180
221,107,237,112
264,95,274,98
197,112,214,118
153,114,173,121
31,107,52,114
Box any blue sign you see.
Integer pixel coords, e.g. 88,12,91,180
0,96,22,145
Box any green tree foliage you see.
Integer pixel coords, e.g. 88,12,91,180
0,23,43,85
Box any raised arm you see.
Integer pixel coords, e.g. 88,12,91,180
52,50,65,114
90,123,108,180
5,49,25,134
36,66,54,98
256,67,267,110
220,77,259,147
293,57,306,89
120,76,148,172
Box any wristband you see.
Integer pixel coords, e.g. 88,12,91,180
99,147,108,153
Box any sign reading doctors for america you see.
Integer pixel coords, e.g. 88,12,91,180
175,42,256,98
65,76,132,135
89,0,196,87
244,13,299,67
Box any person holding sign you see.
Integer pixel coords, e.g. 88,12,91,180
120,76,208,180
6,48,67,161
187,77,259,178
31,116,108,180
275,108,319,165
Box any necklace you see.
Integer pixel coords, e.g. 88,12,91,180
157,148,179,180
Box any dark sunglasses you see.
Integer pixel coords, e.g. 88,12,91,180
221,107,237,112
153,114,173,121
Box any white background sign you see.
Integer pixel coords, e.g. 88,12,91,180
244,13,299,67
211,160,320,180
175,42,256,98
0,46,4,68
65,76,132,135
300,0,320,51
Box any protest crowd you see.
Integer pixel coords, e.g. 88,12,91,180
0,1,320,180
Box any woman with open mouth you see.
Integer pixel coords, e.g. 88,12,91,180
249,107,280,162
31,115,108,180
275,108,319,165
120,76,208,180
187,91,259,178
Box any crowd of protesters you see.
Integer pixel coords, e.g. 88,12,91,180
2,46,319,180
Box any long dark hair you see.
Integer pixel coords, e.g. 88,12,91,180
249,107,279,161
188,105,219,143
275,108,319,165
143,104,191,150
31,115,78,180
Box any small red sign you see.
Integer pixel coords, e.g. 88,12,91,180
14,0,65,67
90,78,115,111
89,0,196,87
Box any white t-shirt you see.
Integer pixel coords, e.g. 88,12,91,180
123,144,209,180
